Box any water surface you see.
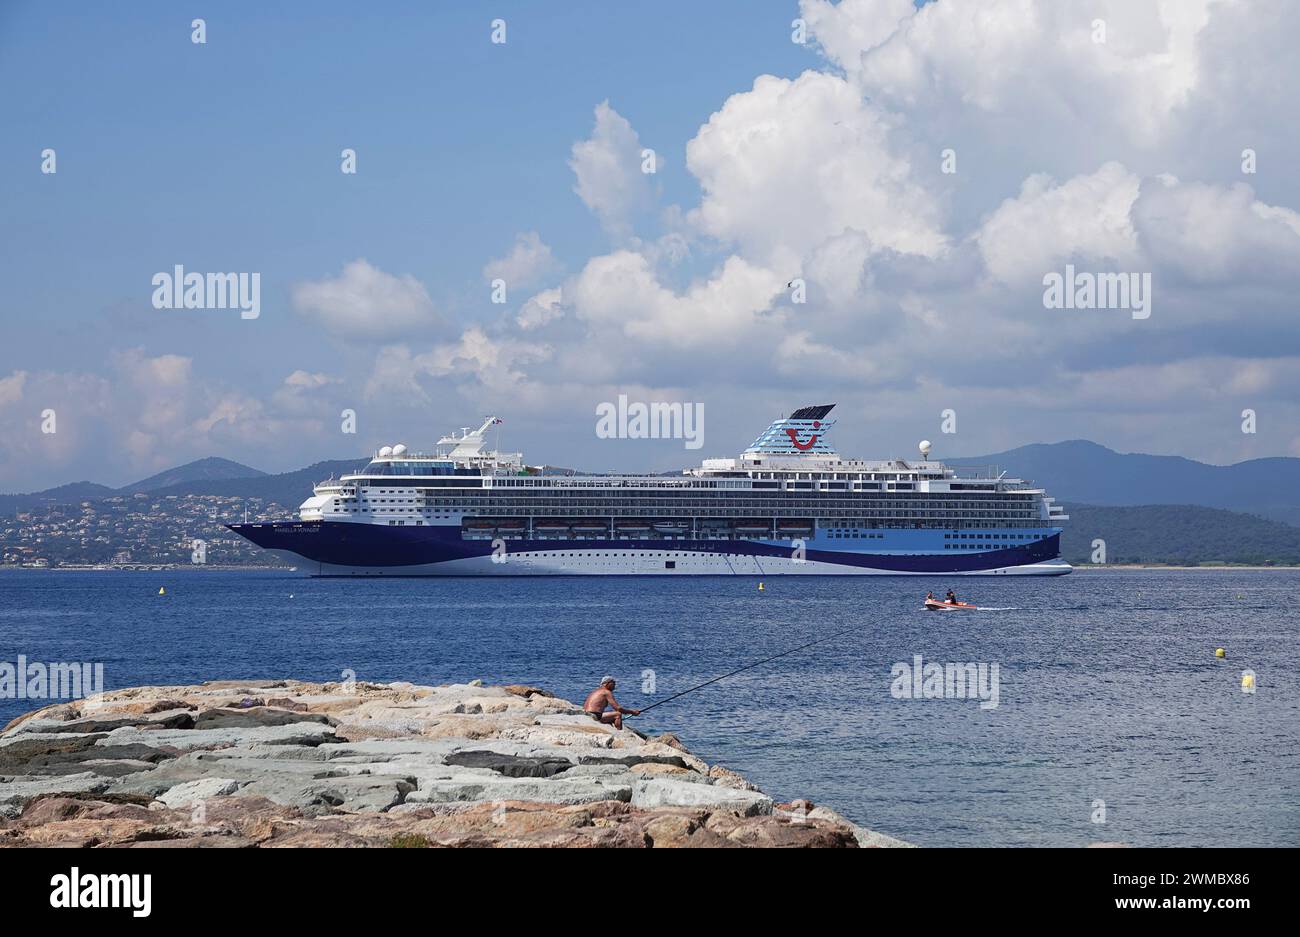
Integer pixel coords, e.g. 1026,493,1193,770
1,568,1295,847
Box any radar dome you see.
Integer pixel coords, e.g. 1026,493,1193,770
919,440,932,458
378,446,393,457
392,443,408,456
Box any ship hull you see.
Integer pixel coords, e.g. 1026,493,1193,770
228,523,1072,577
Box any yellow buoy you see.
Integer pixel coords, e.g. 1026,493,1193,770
1215,647,1225,658
1242,672,1255,690
158,586,166,596
758,582,765,591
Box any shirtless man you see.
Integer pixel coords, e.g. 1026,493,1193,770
583,676,640,729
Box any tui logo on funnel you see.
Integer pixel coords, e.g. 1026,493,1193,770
784,421,822,451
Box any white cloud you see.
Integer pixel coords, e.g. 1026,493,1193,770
516,288,565,331
976,162,1142,284
1134,176,1300,283
282,370,335,390
568,250,784,349
570,101,658,239
292,259,440,339
798,0,915,81
0,370,27,408
364,328,553,402
686,70,947,272
483,231,559,288
846,0,1217,144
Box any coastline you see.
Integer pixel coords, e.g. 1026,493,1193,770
0,678,911,848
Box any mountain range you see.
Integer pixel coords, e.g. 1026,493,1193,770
953,440,1300,526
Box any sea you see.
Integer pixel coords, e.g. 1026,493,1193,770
1,567,1296,847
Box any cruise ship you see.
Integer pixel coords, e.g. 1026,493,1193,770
228,406,1071,576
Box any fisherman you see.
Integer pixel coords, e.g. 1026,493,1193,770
946,589,957,605
583,676,640,729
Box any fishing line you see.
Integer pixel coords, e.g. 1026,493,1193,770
637,623,863,715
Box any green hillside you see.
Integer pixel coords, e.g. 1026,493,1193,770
1060,503,1300,565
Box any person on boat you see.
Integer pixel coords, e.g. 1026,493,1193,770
945,589,957,605
583,676,640,729
926,591,936,602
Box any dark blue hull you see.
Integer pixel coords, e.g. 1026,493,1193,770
228,522,1069,576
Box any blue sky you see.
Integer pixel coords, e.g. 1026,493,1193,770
1,2,804,377
3,1,1299,489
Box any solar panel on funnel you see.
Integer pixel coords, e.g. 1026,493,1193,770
788,404,836,420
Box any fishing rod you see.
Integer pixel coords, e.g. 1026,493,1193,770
636,623,862,715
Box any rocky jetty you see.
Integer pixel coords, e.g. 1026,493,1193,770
0,679,911,848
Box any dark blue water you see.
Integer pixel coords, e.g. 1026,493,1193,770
2,568,1296,847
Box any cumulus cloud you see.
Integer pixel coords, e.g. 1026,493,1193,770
568,250,784,349
364,328,552,402
282,370,336,391
516,288,565,331
1133,177,1300,284
292,259,441,339
687,70,947,271
483,232,559,289
570,101,659,239
976,162,1142,284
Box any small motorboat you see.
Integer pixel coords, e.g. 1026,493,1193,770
924,598,979,611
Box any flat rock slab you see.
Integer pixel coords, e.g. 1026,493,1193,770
192,708,334,730
0,771,111,807
444,750,573,778
632,778,774,816
157,777,242,807
97,723,337,752
405,776,634,806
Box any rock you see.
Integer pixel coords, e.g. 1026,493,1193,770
405,776,634,806
97,722,337,752
709,764,760,791
631,778,773,816
443,750,573,778
704,812,857,848
4,712,196,735
502,685,553,699
577,749,686,769
156,778,242,807
0,771,112,808
193,708,332,730
500,726,615,749
236,774,416,813
467,679,483,687
0,679,893,848
644,814,697,847
630,762,699,779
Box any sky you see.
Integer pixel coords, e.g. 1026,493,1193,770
2,0,1299,491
